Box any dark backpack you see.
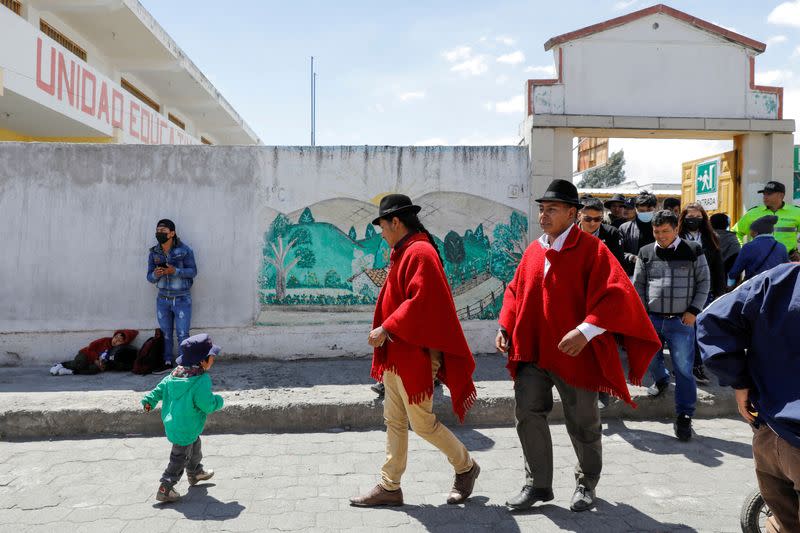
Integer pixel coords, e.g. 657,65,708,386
132,329,165,375
105,344,139,371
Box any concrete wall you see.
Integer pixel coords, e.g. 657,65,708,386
0,143,529,364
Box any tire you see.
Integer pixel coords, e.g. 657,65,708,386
740,488,770,533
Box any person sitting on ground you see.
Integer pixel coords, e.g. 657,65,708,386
709,213,741,275
50,329,139,376
728,215,789,286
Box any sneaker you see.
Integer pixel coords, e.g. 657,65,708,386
153,361,173,375
187,468,214,486
56,367,73,376
674,414,693,441
647,379,669,398
569,484,595,512
370,382,385,396
156,483,181,503
693,366,711,386
49,363,63,376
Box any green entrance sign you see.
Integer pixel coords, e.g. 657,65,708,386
695,157,719,211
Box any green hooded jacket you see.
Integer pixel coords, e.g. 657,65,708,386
142,372,224,446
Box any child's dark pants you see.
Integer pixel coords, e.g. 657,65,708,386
160,437,203,486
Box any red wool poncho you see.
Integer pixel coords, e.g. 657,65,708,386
498,227,660,406
371,233,477,422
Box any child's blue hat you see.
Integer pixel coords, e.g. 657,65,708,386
177,334,220,367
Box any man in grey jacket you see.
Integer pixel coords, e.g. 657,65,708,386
633,210,710,441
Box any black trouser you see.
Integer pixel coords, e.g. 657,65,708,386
514,362,602,490
61,353,101,375
160,437,203,486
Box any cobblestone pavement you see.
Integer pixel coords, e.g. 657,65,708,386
0,418,755,532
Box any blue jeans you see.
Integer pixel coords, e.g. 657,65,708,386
156,294,192,364
647,314,697,417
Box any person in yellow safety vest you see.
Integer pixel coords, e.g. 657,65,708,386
733,181,800,261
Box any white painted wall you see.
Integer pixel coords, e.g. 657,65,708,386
0,143,529,363
541,13,779,120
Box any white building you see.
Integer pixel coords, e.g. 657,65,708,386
0,0,261,145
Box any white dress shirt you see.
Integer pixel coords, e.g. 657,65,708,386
539,224,606,342
655,235,682,251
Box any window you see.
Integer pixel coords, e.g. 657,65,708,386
40,20,87,61
1,0,22,16
120,78,160,113
201,137,213,145
168,113,185,131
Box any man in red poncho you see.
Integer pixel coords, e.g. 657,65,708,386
350,194,480,508
497,179,660,512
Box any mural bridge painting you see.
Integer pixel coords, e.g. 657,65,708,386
257,192,528,324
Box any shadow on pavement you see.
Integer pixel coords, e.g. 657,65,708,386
604,418,752,467
152,483,245,521
515,499,699,532
386,496,698,532
386,496,521,532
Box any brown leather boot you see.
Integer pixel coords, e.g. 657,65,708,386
349,484,404,507
447,460,480,504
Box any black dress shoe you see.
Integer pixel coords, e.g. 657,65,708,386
506,486,554,510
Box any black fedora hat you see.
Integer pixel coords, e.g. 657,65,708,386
371,194,422,225
603,193,626,208
535,179,583,208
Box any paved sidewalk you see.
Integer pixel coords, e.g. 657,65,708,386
0,356,736,439
0,419,755,532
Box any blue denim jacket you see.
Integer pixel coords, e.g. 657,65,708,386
147,238,197,297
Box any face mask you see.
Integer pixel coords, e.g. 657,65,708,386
637,211,654,223
683,217,702,231
156,233,170,244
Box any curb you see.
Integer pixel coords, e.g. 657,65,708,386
0,387,737,440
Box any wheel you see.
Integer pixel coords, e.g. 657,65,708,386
740,488,771,533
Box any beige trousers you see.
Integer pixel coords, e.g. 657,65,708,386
379,350,473,491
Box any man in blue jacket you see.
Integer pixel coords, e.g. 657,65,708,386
697,263,800,532
727,215,789,286
147,219,197,372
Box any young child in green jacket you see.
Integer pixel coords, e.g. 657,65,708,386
142,333,224,502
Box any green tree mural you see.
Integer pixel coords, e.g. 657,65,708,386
295,247,316,269
348,226,357,241
267,213,291,242
299,207,316,224
491,212,529,283
291,227,312,246
444,231,466,264
324,269,342,288
365,224,377,239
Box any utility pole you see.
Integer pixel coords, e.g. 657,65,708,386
310,56,316,146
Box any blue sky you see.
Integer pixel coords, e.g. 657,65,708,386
140,0,800,183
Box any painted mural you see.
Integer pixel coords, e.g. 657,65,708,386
258,192,528,324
